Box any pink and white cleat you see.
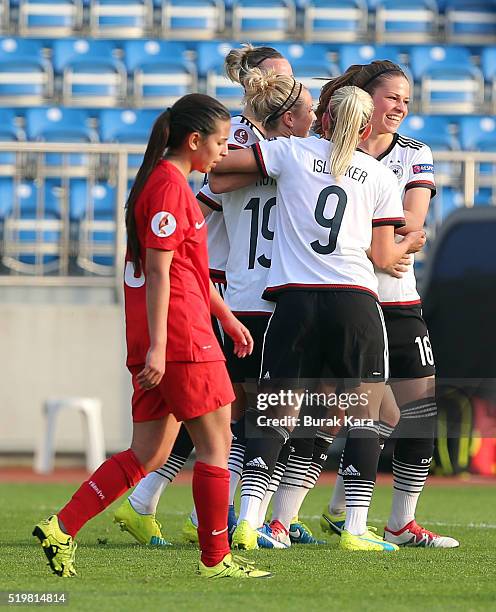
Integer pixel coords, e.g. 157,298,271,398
384,520,459,548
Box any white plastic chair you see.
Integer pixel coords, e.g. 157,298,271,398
34,397,106,473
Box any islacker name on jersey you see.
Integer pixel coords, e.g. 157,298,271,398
313,159,369,184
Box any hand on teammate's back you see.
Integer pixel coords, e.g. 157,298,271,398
220,313,254,358
404,230,426,254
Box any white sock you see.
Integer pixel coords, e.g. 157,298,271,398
190,506,198,527
258,490,274,527
272,484,309,530
128,472,167,515
387,490,418,531
238,495,262,530
328,474,346,515
345,507,368,536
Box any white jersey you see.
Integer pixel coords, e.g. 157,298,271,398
206,210,229,285
199,115,275,314
376,133,436,306
254,136,405,300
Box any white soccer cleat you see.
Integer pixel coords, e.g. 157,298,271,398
384,520,459,548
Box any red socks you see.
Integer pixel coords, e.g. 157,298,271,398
58,449,146,538
192,461,230,567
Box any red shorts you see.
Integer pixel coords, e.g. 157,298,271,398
128,360,235,423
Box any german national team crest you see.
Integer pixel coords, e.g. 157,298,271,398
390,163,403,180
234,128,248,144
151,211,177,237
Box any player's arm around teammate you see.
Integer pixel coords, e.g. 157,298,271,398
33,94,272,580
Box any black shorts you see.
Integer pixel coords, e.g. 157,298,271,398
260,290,387,385
224,313,272,383
382,305,436,379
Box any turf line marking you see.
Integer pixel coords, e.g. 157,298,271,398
302,516,496,530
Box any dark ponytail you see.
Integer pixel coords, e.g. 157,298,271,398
125,94,230,274
315,60,407,136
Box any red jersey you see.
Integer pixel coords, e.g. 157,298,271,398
124,160,224,366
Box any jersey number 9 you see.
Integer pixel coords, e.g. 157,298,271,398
311,185,347,255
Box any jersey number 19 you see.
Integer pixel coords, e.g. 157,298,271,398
245,196,276,269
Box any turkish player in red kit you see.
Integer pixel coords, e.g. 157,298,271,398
33,94,270,579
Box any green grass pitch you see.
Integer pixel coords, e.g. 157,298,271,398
1,482,495,611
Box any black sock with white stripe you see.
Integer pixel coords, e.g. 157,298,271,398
306,430,333,487
239,412,288,529
128,424,194,515
388,397,437,531
378,420,396,450
271,437,315,529
257,440,291,526
228,418,246,505
341,423,380,535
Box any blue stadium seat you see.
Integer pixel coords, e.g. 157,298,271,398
459,115,496,151
337,43,403,72
481,47,496,114
274,43,338,100
0,108,23,172
410,45,484,114
89,0,153,37
231,0,296,41
459,116,496,190
123,40,196,107
53,39,127,107
474,188,495,206
197,41,244,111
430,186,464,227
99,108,156,175
161,0,225,39
25,107,97,176
0,38,53,105
18,0,83,37
70,180,116,273
375,0,438,44
303,0,368,43
400,115,459,187
0,176,13,222
445,0,496,45
2,179,63,274
400,115,456,149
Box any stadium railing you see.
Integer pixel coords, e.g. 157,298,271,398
0,141,494,293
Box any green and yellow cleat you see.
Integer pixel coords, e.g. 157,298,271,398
320,507,346,536
113,499,171,546
290,516,326,545
198,553,271,579
182,515,199,544
340,529,399,552
231,519,259,550
32,515,77,577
